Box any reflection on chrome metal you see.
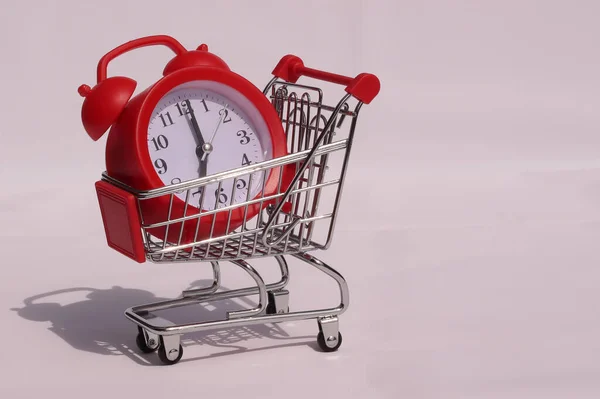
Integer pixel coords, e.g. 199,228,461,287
161,334,181,361
227,259,267,319
268,289,290,314
292,252,349,314
104,78,372,364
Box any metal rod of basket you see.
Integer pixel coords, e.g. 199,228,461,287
260,92,354,247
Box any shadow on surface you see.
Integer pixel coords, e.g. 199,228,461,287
12,280,313,366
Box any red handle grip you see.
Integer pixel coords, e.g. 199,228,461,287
272,55,380,104
96,35,187,83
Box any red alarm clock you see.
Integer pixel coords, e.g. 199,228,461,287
79,35,292,244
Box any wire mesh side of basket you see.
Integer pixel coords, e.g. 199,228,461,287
125,81,362,263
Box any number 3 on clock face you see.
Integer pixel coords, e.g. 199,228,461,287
147,81,273,211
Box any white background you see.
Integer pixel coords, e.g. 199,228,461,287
2,1,600,398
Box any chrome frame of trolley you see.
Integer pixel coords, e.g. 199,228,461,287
99,69,377,365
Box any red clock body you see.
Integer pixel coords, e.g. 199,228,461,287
79,36,292,245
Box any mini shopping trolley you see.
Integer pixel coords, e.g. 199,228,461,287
93,52,380,365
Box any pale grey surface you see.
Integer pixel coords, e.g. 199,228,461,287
1,1,600,398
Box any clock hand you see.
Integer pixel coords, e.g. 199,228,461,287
201,106,228,162
198,152,208,178
185,100,206,156
184,100,208,177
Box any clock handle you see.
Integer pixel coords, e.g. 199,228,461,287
77,35,188,140
271,55,380,104
95,35,187,83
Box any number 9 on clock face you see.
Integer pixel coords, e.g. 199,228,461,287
147,81,273,211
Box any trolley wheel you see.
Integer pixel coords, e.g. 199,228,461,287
317,331,343,352
135,328,158,354
157,337,183,365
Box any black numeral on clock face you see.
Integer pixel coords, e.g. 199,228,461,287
159,111,174,127
215,188,228,205
151,135,169,151
235,179,247,190
191,187,204,206
199,99,209,113
237,130,250,145
220,108,232,123
154,159,168,174
241,153,251,166
175,101,190,116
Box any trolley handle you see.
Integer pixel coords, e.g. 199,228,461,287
272,55,380,104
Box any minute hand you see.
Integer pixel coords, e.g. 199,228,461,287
185,100,206,151
185,100,208,177
201,107,227,161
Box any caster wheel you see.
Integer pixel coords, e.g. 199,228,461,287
157,337,183,365
136,328,158,354
317,331,342,352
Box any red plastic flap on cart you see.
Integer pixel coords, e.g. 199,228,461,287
95,180,146,263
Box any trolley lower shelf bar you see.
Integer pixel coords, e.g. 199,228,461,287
124,252,348,337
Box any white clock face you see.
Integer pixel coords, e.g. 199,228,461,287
147,81,273,211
